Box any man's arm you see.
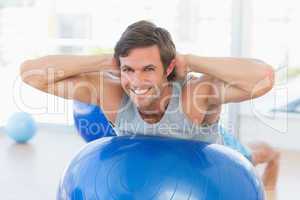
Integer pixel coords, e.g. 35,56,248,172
20,54,123,122
20,54,117,89
183,54,275,105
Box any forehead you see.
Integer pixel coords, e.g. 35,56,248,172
119,45,162,68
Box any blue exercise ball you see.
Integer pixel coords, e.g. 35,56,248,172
57,135,264,200
73,101,116,142
5,112,37,143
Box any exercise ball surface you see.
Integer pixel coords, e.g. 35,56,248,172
5,112,37,143
57,135,264,200
73,100,116,142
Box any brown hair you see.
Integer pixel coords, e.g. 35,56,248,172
114,20,176,81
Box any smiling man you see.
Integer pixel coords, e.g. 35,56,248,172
118,46,170,113
20,20,279,190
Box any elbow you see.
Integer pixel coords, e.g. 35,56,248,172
251,65,275,98
20,60,31,73
20,60,33,83
20,60,47,90
262,64,275,92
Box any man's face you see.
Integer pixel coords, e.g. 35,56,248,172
119,45,169,110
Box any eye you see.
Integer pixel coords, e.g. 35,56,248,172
122,68,133,72
145,67,154,71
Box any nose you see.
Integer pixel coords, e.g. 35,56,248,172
130,71,147,87
131,72,145,85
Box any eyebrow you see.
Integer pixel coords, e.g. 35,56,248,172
120,64,157,70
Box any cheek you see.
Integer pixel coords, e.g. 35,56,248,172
120,76,129,89
151,73,164,83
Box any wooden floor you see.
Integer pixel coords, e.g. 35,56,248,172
0,125,299,200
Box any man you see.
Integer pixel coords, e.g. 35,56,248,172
20,20,279,190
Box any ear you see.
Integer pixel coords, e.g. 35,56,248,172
166,59,176,76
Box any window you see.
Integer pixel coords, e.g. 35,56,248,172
240,0,300,116
238,0,300,148
55,14,91,39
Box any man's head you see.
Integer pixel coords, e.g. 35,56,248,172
114,20,176,109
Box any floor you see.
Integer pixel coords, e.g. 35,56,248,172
263,149,300,200
0,125,299,200
0,125,84,200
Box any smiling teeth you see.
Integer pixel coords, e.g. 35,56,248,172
132,88,150,95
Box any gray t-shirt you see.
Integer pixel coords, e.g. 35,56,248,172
114,80,221,143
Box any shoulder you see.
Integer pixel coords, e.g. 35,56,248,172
181,73,213,102
85,72,124,123
180,74,219,125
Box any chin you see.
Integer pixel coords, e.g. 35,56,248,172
132,96,154,109
133,99,151,109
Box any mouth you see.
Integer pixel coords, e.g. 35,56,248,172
130,87,152,95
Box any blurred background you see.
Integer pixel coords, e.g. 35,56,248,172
1,0,299,148
0,0,299,199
